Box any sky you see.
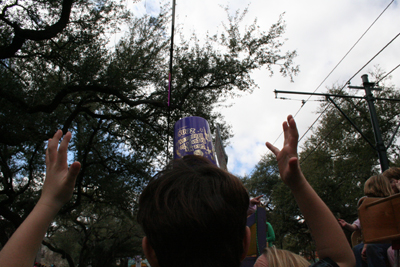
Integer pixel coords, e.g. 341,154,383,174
130,0,400,176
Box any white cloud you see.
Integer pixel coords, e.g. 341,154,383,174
136,0,400,175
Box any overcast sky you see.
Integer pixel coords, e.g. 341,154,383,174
131,0,400,176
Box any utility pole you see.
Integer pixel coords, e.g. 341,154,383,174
274,74,396,172
360,74,389,171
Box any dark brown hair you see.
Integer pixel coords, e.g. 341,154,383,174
382,167,400,181
137,155,249,267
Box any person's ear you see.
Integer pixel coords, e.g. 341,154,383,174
142,236,159,267
241,226,251,261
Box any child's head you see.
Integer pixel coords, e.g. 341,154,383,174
364,174,393,197
382,167,400,193
137,155,250,267
254,247,309,267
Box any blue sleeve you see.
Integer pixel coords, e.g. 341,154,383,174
309,258,339,267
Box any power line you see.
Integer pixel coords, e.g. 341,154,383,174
295,28,400,165
298,31,400,143
279,28,400,164
271,0,395,146
300,62,400,165
376,63,400,85
293,0,395,117
347,32,400,83
299,126,335,165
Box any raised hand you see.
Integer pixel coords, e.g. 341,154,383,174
337,218,348,228
41,130,81,209
0,130,81,267
264,115,355,267
265,115,302,188
250,195,263,206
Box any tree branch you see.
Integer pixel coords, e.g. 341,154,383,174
42,240,75,267
0,0,74,59
0,84,167,114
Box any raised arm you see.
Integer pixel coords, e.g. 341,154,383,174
266,115,355,267
250,195,263,206
338,218,359,232
247,195,263,215
0,130,81,267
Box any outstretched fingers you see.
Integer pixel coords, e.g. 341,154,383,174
56,131,72,168
43,130,81,207
265,142,280,156
287,115,299,146
66,161,81,188
282,119,289,147
46,130,63,164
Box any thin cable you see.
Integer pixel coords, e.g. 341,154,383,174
298,31,400,143
293,0,395,117
300,63,400,164
272,0,395,146
349,32,400,83
376,63,400,85
168,0,176,107
299,131,332,165
300,65,399,164
166,0,176,165
298,110,328,142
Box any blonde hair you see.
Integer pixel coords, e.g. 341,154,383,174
364,174,393,197
255,247,309,267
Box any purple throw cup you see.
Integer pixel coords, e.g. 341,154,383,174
173,116,217,165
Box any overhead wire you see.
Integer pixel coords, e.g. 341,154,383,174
299,32,400,164
298,31,400,144
299,125,338,165
271,0,395,146
376,63,400,85
294,0,394,115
